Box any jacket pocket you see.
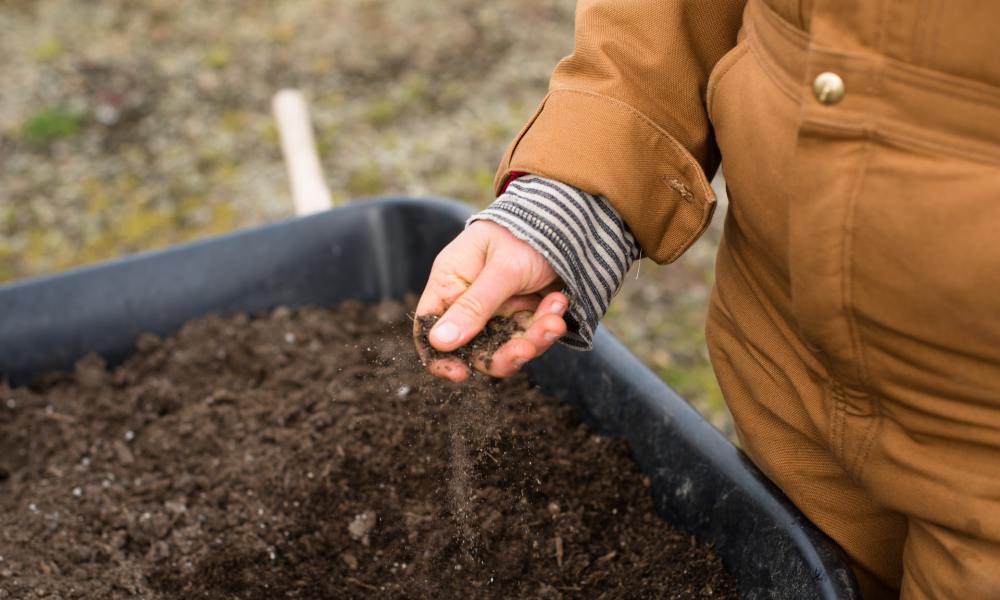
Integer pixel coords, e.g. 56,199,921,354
706,40,750,125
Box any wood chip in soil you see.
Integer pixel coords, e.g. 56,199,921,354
0,300,736,599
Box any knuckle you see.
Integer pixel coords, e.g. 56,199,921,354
453,293,487,321
430,252,451,273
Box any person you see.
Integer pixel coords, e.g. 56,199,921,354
412,1,1000,597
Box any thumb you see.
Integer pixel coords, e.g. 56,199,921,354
429,262,520,352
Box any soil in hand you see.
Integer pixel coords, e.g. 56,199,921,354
415,314,520,370
0,300,736,599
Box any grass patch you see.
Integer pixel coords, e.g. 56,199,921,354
203,45,233,69
364,99,402,128
23,108,82,146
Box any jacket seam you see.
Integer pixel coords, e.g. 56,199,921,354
746,26,800,103
801,115,1000,165
495,100,548,195
706,41,751,123
842,141,875,394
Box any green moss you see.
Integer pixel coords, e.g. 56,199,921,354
364,99,402,128
4,182,245,282
259,120,280,146
117,206,174,246
23,108,82,146
380,131,400,150
32,38,64,63
316,122,340,156
82,178,112,216
659,360,727,433
440,81,467,104
403,74,429,102
195,148,226,173
22,229,60,273
203,45,233,69
346,163,385,197
0,241,15,283
0,204,15,229
203,203,236,235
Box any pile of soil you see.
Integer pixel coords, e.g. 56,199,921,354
0,300,736,599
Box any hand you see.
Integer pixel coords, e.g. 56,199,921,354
414,220,569,382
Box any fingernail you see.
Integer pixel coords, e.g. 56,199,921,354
550,301,565,315
431,321,460,345
543,331,559,343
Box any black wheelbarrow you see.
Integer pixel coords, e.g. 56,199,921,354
0,197,859,599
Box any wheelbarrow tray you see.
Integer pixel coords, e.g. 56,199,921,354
0,197,858,599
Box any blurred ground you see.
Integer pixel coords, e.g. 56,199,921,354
0,0,734,437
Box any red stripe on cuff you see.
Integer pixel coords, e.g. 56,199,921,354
500,171,530,194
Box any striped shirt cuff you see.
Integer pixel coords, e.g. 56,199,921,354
468,175,641,350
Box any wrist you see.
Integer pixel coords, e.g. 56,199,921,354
469,175,640,350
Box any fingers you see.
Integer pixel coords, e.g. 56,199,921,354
428,357,471,383
495,294,542,317
428,262,519,352
424,293,569,382
520,295,569,355
476,292,569,377
471,337,537,378
412,221,565,382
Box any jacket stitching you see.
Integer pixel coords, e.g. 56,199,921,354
854,393,882,481
830,381,845,465
842,141,874,392
745,27,800,104
802,115,1000,166
707,42,751,123
840,139,882,481
495,100,548,194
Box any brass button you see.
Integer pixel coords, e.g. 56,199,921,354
813,72,845,105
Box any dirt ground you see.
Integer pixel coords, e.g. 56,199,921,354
0,0,733,436
0,301,737,599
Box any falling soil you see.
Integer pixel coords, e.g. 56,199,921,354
415,314,520,370
0,300,736,599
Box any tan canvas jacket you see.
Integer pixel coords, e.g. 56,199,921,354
491,2,1000,595
494,0,1000,264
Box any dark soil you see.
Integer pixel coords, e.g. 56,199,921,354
0,300,736,599
415,314,520,370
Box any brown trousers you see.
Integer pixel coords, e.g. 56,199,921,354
707,3,1000,598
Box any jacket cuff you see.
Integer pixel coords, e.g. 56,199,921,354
494,88,717,264
469,175,640,350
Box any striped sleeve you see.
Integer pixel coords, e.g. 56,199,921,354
468,175,641,350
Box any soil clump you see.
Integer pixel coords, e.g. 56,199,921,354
415,314,519,369
0,300,736,599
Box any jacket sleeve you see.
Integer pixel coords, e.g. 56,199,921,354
494,0,746,263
